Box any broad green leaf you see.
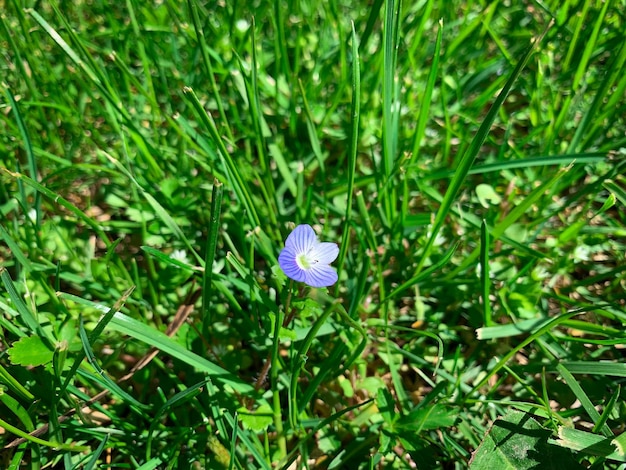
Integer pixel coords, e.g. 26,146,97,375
7,335,54,367
469,411,581,469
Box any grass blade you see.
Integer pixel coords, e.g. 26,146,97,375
336,22,361,286
415,21,553,274
202,179,224,333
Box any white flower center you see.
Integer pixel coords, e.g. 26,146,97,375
296,251,318,270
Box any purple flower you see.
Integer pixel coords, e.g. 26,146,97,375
278,224,339,288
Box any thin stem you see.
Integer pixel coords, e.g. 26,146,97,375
289,303,333,430
281,283,297,328
254,281,297,391
270,279,294,459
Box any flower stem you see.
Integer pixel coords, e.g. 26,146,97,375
270,279,293,459
255,282,297,391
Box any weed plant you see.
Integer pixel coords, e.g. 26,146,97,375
1,0,625,468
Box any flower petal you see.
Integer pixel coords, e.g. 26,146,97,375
310,242,339,264
279,224,340,287
278,247,307,282
304,264,338,288
284,224,317,254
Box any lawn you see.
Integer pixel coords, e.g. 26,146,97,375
1,0,625,468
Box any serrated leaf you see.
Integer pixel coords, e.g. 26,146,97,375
469,410,582,469
8,335,55,366
238,404,273,432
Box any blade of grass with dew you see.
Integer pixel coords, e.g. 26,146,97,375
414,21,553,275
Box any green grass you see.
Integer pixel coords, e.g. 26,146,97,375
1,0,625,468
